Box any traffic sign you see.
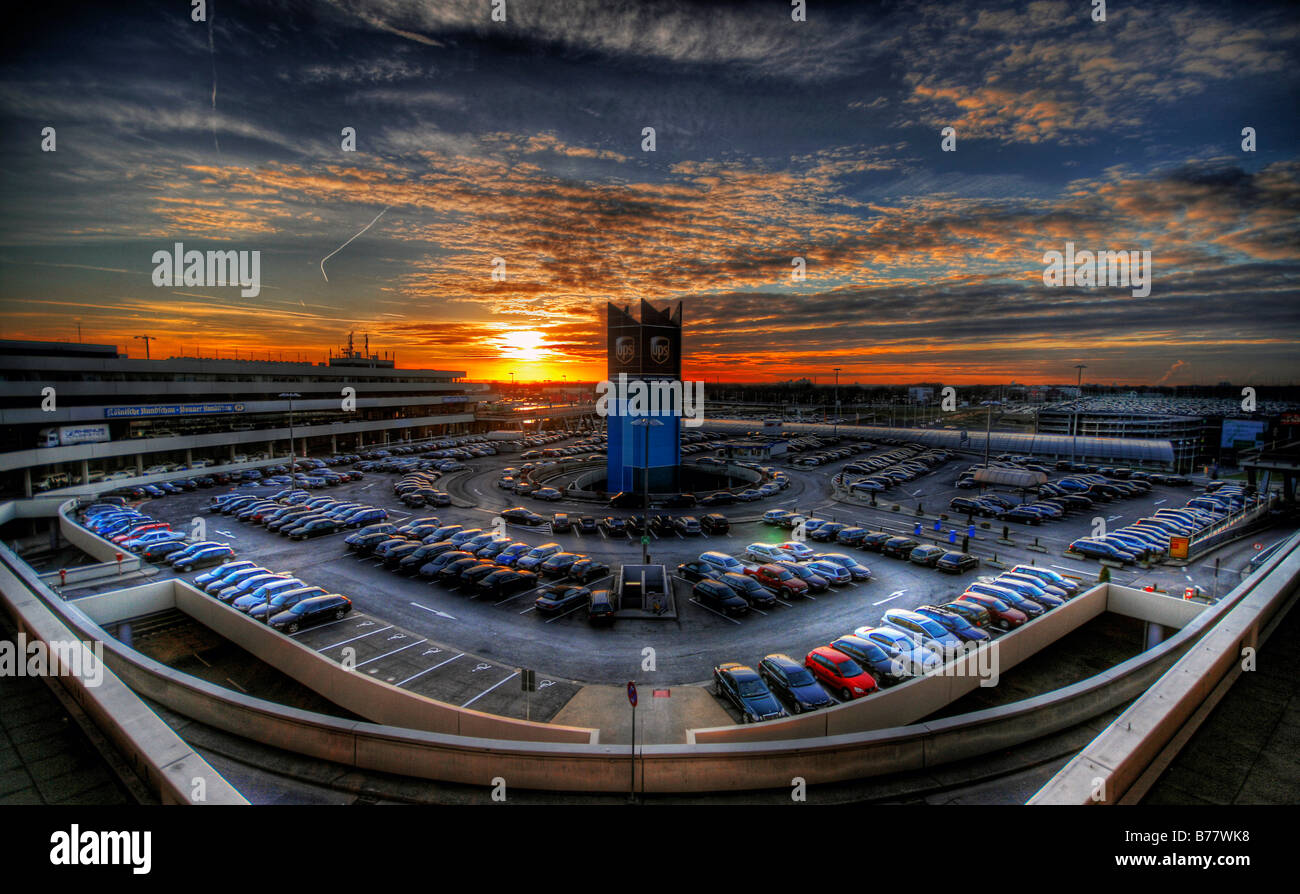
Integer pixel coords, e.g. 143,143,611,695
1253,542,1263,550
627,681,638,707
641,535,650,546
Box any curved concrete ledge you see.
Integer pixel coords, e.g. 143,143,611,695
1031,530,1300,804
7,500,1278,795
0,548,245,804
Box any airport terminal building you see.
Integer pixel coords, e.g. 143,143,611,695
0,339,492,498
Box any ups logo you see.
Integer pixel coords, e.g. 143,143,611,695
615,336,635,365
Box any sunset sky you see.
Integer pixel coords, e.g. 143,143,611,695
1,0,1298,385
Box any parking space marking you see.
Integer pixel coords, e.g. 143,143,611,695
688,598,743,625
461,670,521,707
317,624,394,650
355,638,428,667
1050,563,1091,576
544,603,588,623
396,652,463,687
497,584,546,606
288,615,357,636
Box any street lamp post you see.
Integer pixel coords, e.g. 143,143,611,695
1072,364,1087,464
983,400,1001,468
832,368,841,437
631,416,663,564
279,392,301,486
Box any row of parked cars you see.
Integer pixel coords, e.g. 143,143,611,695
205,491,388,540
80,502,237,571
760,511,980,574
393,470,452,508
711,564,1084,720
190,560,353,633
844,444,951,494
342,518,613,615
1068,483,1252,564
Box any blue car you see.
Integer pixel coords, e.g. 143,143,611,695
194,561,257,587
827,635,909,685
913,605,992,643
757,653,836,712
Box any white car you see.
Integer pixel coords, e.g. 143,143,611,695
779,541,815,561
746,543,795,564
854,626,941,675
699,551,745,575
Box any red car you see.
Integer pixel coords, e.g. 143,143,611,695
111,522,170,544
746,563,809,597
958,591,1028,628
804,646,878,701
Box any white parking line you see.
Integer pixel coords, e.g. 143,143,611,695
1050,563,1091,576
317,625,394,650
288,615,357,636
544,603,588,623
462,670,521,707
396,652,462,686
355,638,428,667
872,589,906,606
688,597,743,625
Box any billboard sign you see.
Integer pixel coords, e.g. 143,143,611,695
105,402,245,419
607,300,681,379
1220,418,1267,449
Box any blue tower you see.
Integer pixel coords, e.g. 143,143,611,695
605,300,683,495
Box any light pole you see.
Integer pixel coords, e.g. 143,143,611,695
832,368,841,437
983,400,1001,468
1072,364,1087,464
631,416,663,564
279,392,301,484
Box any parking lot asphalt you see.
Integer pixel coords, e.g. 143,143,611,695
77,439,1288,728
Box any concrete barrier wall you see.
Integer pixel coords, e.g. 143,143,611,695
691,584,1109,743
1031,531,1300,804
0,551,246,804
6,555,1215,793
56,500,143,573
1106,585,1206,628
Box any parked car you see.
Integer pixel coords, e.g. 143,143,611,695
804,646,878,700
268,594,352,633
757,653,837,712
936,552,979,574
713,662,788,722
692,579,749,617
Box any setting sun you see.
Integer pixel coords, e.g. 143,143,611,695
498,329,548,361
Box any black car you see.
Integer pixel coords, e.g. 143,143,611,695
397,542,454,574
676,560,720,583
700,513,730,535
859,531,892,552
268,594,352,633
438,558,491,585
600,516,627,535
648,514,676,534
712,662,787,722
809,522,846,542
935,551,979,574
552,512,571,533
692,579,749,617
383,542,424,568
608,491,644,509
534,584,592,615
539,552,581,576
882,537,920,558
459,562,501,588
662,493,697,508
757,654,837,713
501,507,546,526
418,550,475,579
476,569,538,599
720,573,778,608
568,558,610,583
828,635,908,686
577,516,598,534
586,590,616,625
699,492,737,507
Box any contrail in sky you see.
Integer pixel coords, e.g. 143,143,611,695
321,207,390,282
